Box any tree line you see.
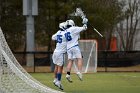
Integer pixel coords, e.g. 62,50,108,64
0,0,139,51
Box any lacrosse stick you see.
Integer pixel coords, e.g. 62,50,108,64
74,8,103,37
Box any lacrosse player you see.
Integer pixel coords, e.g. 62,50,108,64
65,18,88,82
52,22,67,90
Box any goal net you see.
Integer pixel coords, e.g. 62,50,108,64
64,40,98,73
0,27,63,93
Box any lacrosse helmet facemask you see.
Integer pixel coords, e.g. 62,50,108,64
66,19,75,28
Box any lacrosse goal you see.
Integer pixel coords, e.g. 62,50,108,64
0,27,63,93
64,39,98,73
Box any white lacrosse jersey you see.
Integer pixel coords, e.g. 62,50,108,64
65,26,86,50
52,30,67,53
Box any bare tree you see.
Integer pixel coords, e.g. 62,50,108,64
116,0,140,51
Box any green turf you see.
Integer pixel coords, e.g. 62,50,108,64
30,72,140,93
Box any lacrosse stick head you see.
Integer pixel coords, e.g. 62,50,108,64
75,8,86,18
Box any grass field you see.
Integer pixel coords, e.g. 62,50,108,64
30,72,140,93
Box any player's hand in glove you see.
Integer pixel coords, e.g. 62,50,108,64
83,24,87,30
82,18,88,25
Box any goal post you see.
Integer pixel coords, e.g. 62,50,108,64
64,39,98,73
79,40,98,73
0,27,63,93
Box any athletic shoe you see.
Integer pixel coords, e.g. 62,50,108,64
76,72,83,81
54,81,64,90
53,79,57,85
66,74,73,83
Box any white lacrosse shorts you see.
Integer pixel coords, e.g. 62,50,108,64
52,52,65,66
67,46,82,60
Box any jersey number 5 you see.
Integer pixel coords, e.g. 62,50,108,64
57,35,62,43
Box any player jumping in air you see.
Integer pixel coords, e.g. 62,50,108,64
52,22,67,90
65,18,88,82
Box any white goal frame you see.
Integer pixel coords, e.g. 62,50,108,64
64,39,98,73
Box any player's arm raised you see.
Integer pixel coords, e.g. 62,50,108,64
82,17,88,30
73,17,88,34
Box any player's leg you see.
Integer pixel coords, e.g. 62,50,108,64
53,65,58,84
55,66,64,90
66,59,73,75
77,58,83,72
66,59,73,82
73,47,83,81
52,53,58,84
76,58,83,81
57,66,63,82
66,50,73,82
54,53,64,90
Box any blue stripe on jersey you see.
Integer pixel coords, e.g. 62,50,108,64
67,44,79,50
